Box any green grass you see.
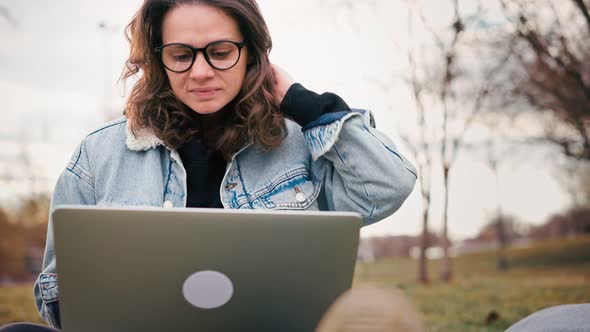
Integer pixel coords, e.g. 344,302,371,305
354,235,590,332
0,284,45,326
1,235,589,330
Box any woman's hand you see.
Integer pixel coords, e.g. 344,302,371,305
271,64,295,106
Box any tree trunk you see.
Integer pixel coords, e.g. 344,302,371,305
490,149,508,270
418,199,430,283
495,216,508,271
440,165,453,282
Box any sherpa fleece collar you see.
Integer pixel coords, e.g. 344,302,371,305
125,121,165,151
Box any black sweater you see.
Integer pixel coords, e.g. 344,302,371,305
177,83,350,208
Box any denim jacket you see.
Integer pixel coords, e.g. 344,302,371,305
33,109,417,327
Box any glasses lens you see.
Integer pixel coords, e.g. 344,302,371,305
161,44,194,72
206,41,240,70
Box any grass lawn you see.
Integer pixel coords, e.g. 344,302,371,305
1,235,589,330
0,284,45,326
354,235,590,331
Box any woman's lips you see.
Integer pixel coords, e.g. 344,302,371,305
190,88,220,98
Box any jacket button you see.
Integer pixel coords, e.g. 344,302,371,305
163,200,174,208
295,192,306,202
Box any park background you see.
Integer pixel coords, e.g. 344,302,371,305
1,0,589,331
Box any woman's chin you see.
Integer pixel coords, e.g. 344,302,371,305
188,103,224,115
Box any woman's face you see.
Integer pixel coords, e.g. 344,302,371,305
161,4,248,115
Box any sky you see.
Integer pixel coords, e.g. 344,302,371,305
0,0,573,240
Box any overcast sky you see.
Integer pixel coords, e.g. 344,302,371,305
0,0,571,239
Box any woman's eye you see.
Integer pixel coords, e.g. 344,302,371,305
173,54,192,62
210,50,232,59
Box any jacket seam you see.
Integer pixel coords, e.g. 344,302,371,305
72,145,82,170
234,166,311,208
250,167,309,198
68,163,94,185
163,158,173,201
366,130,418,178
65,167,93,188
333,144,376,218
261,181,321,209
234,158,253,209
86,119,127,137
68,141,95,186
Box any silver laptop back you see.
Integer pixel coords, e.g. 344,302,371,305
53,207,361,332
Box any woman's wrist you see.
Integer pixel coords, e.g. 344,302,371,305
280,83,351,127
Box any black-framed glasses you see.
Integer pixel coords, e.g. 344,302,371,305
155,40,246,73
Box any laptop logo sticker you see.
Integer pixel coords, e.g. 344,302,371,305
182,270,234,309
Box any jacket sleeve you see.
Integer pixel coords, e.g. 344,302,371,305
308,109,417,226
33,141,96,328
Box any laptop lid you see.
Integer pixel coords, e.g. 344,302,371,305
53,206,361,332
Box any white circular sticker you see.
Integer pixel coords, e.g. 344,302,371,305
182,270,234,309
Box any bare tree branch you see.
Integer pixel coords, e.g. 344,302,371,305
493,0,590,161
572,0,590,34
403,0,436,283
0,5,17,28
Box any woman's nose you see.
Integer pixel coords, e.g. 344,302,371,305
189,53,215,79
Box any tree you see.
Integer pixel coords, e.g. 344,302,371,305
405,39,435,283
406,0,510,282
473,213,527,243
494,0,590,160
325,0,436,282
554,159,590,207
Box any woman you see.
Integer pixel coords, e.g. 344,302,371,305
2,0,417,330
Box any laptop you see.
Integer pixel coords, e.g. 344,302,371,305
52,206,362,332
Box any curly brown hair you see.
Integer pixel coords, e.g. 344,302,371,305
121,0,286,159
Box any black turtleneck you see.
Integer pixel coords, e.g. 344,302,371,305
178,138,226,208
178,83,350,208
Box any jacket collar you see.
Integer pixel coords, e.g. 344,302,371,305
124,119,254,158
125,121,165,152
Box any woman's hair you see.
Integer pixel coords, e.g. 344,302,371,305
122,0,285,159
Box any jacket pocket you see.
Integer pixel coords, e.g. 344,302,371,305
254,166,321,209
